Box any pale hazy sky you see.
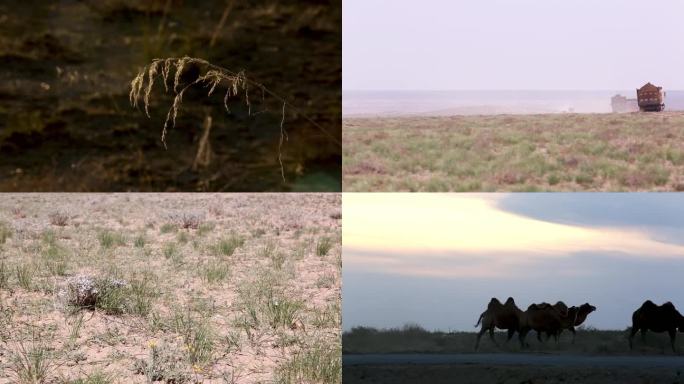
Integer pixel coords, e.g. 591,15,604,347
343,0,684,90
343,194,684,331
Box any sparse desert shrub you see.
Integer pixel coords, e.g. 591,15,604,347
0,262,9,289
171,311,215,366
0,221,11,245
160,223,178,234
252,227,267,238
265,294,303,329
330,211,342,220
162,242,183,264
15,264,34,290
315,273,336,289
168,212,204,230
202,263,230,284
61,274,156,316
258,240,277,259
134,234,146,248
135,343,190,383
128,274,157,316
41,242,70,276
11,207,26,218
41,229,56,246
67,371,113,384
313,303,341,328
48,211,70,226
316,237,333,257
547,174,561,185
67,312,85,348
177,231,189,244
270,251,286,269
8,337,58,384
197,222,215,237
212,234,244,257
97,230,126,249
63,275,127,313
275,342,341,384
185,320,215,366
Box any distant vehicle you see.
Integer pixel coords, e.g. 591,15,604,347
636,82,666,112
611,94,638,113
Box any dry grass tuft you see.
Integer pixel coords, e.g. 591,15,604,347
49,211,70,226
130,56,289,179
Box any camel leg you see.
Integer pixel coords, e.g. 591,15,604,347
475,327,487,350
570,327,576,344
628,327,638,350
519,328,529,348
489,327,499,347
537,331,543,343
506,328,515,343
669,329,676,353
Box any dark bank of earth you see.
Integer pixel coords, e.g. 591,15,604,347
0,0,341,191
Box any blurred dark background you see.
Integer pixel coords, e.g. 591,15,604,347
0,0,341,191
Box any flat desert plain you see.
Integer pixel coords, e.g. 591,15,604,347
344,364,684,384
343,327,684,383
343,112,684,191
0,193,341,383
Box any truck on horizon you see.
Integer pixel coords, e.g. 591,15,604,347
637,82,666,112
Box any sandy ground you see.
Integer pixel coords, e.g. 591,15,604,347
0,193,341,383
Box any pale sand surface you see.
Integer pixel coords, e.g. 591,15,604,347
0,193,341,383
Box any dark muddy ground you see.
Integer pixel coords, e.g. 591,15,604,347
343,364,684,384
0,0,341,191
343,326,684,355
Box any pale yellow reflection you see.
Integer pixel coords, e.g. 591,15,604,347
343,194,684,276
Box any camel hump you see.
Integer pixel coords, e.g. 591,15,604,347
554,301,569,314
505,297,515,305
487,298,503,311
663,302,676,311
529,303,550,311
643,300,656,307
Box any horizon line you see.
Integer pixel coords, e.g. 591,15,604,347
342,324,624,333
343,89,684,92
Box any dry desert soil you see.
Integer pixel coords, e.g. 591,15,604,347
0,193,341,383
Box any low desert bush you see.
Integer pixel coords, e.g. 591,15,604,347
135,343,190,383
61,274,156,316
49,211,70,226
8,335,58,384
275,342,341,384
97,230,126,249
202,263,230,284
211,234,244,257
168,212,204,230
0,221,11,245
316,237,333,257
